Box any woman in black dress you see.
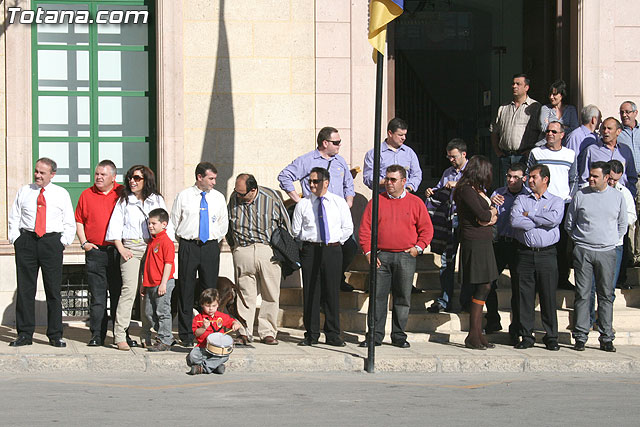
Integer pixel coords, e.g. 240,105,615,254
453,155,498,349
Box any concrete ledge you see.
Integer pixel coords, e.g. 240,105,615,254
3,326,640,374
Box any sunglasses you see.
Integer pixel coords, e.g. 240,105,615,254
545,129,563,134
235,189,251,197
327,140,341,146
384,177,400,183
129,175,144,182
309,179,326,184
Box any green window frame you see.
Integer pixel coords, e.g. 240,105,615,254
31,0,156,204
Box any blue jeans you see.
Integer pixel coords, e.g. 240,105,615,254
436,216,460,310
144,278,176,345
589,245,623,325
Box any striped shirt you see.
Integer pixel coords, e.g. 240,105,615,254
527,144,578,202
227,186,292,248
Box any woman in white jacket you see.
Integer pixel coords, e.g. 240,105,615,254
106,165,173,351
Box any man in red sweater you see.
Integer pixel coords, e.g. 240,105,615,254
359,165,433,347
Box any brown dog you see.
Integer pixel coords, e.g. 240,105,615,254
216,276,249,330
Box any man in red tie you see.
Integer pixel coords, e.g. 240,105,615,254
8,158,75,347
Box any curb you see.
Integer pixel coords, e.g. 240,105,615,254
2,353,640,374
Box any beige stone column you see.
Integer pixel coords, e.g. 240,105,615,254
156,0,184,207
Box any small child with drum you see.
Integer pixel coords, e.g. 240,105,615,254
187,288,242,375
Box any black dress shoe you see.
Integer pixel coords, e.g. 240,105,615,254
297,338,318,346
515,339,535,349
392,340,411,348
9,336,32,347
49,338,67,348
411,286,423,294
358,340,381,347
617,283,633,290
126,337,139,347
180,340,194,348
484,323,503,334
600,341,616,352
545,340,560,351
574,340,586,351
87,337,102,347
325,337,346,347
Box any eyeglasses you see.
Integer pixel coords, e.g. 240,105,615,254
309,179,326,184
445,154,461,160
129,175,144,182
545,129,563,134
384,177,400,183
327,140,341,146
620,110,636,115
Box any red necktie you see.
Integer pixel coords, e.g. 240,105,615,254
35,188,46,237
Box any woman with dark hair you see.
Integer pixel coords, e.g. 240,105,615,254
106,165,173,351
539,79,579,135
453,155,499,350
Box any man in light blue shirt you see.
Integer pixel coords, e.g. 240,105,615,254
618,101,640,265
578,117,637,197
278,127,357,292
564,104,601,156
363,118,422,192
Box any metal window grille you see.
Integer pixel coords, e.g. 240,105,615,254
61,264,90,319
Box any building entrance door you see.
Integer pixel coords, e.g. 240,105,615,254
392,0,571,192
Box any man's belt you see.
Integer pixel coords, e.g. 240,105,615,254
20,229,60,238
518,242,555,252
303,241,341,247
180,238,217,247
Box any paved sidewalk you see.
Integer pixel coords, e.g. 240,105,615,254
1,323,640,374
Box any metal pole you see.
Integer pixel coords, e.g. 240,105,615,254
365,49,384,373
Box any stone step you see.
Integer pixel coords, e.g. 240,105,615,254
279,288,640,312
275,306,640,335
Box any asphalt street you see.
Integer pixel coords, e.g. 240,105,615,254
2,371,639,426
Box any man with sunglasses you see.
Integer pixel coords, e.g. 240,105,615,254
227,174,292,345
527,121,578,290
359,165,433,348
292,167,353,347
278,127,357,292
363,117,422,193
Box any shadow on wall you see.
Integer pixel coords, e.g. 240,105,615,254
200,0,234,198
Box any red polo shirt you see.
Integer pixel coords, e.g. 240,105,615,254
75,183,123,246
143,230,175,287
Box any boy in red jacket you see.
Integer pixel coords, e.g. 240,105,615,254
187,288,241,375
142,208,176,352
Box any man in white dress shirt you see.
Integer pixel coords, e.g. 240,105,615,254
171,162,229,347
8,158,75,347
292,167,353,347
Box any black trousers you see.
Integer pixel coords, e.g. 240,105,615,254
177,238,220,341
517,246,558,342
486,238,520,336
14,231,64,340
300,243,342,341
85,246,122,341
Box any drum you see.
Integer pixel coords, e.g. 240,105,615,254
205,332,234,356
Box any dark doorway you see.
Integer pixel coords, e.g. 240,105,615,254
392,0,571,192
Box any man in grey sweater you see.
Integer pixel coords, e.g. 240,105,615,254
565,161,627,352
